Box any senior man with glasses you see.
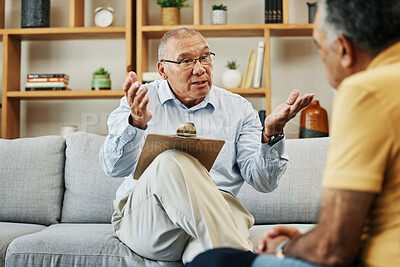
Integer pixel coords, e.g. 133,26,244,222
100,27,313,264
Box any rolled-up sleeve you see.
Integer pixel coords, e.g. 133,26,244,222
99,97,147,178
236,103,288,193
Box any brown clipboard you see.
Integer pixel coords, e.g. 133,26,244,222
133,134,225,179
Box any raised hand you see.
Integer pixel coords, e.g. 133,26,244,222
123,71,153,129
264,89,314,137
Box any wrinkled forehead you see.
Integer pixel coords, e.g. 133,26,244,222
165,34,210,59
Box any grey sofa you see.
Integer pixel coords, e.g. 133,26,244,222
0,131,329,267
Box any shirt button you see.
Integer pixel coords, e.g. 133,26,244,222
271,148,277,153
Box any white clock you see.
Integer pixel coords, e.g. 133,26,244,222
94,7,114,27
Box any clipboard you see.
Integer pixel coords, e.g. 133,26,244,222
133,134,225,179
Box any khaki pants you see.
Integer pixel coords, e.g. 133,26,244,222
112,150,254,263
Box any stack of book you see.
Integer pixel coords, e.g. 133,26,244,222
265,0,283,23
241,41,265,89
25,74,70,91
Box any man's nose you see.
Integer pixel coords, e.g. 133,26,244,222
192,60,206,74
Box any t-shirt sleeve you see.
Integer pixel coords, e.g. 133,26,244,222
322,83,391,193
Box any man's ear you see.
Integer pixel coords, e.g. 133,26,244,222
157,61,168,80
337,35,354,68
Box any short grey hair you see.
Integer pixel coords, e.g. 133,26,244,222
158,27,204,60
318,0,340,46
318,0,400,57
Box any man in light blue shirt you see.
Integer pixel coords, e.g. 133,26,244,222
99,27,313,263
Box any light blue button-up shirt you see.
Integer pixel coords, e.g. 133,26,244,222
99,79,288,199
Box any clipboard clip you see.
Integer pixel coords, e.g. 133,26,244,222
176,122,197,138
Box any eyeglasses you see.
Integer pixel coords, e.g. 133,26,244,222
160,52,215,70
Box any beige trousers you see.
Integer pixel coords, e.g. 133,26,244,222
112,150,254,263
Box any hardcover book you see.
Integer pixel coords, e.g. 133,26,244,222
27,73,70,79
25,87,69,91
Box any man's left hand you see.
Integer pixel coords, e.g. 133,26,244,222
264,89,314,137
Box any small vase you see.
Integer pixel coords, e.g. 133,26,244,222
91,74,111,90
299,100,329,138
161,7,180,26
307,2,318,23
222,69,242,89
211,10,227,25
21,0,50,28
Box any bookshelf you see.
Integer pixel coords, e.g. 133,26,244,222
136,0,313,114
1,0,135,139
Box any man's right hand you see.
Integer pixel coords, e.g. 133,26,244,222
123,71,153,129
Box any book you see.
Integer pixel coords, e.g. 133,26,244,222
272,0,277,23
244,51,257,88
25,87,69,91
27,73,69,79
26,82,69,87
134,134,225,179
265,0,271,23
241,49,254,88
27,77,69,83
277,0,283,23
253,41,265,88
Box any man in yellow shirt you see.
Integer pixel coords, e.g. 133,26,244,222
187,0,400,266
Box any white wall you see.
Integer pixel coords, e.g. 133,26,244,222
1,0,334,138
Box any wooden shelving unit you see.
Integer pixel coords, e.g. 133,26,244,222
136,0,313,114
1,0,135,139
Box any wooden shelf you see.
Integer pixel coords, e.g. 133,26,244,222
140,24,313,39
7,90,125,100
226,88,266,96
269,24,314,37
1,0,135,139
3,27,126,41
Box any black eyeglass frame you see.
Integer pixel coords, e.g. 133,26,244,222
160,52,216,66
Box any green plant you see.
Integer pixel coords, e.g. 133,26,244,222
212,4,227,11
226,60,238,69
93,67,109,75
157,0,190,8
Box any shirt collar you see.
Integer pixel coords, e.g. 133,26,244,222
157,79,216,110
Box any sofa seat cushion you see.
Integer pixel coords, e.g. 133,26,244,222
62,132,124,223
5,223,183,267
0,222,46,267
237,137,329,224
248,224,315,250
0,136,66,225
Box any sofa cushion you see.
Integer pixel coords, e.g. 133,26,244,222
237,137,329,224
0,222,46,267
5,224,183,267
248,224,315,250
61,132,124,223
0,135,66,225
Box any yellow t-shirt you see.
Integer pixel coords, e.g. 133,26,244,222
322,42,400,267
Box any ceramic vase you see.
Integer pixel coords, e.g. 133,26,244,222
21,0,50,28
307,2,318,23
222,69,242,89
211,10,227,25
162,7,180,25
299,100,329,138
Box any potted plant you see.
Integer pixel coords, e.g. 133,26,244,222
211,4,227,25
91,67,111,90
157,0,190,26
222,60,242,89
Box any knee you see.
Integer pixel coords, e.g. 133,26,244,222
147,149,210,189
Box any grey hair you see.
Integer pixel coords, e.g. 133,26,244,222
318,0,400,57
158,27,204,60
318,0,340,46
